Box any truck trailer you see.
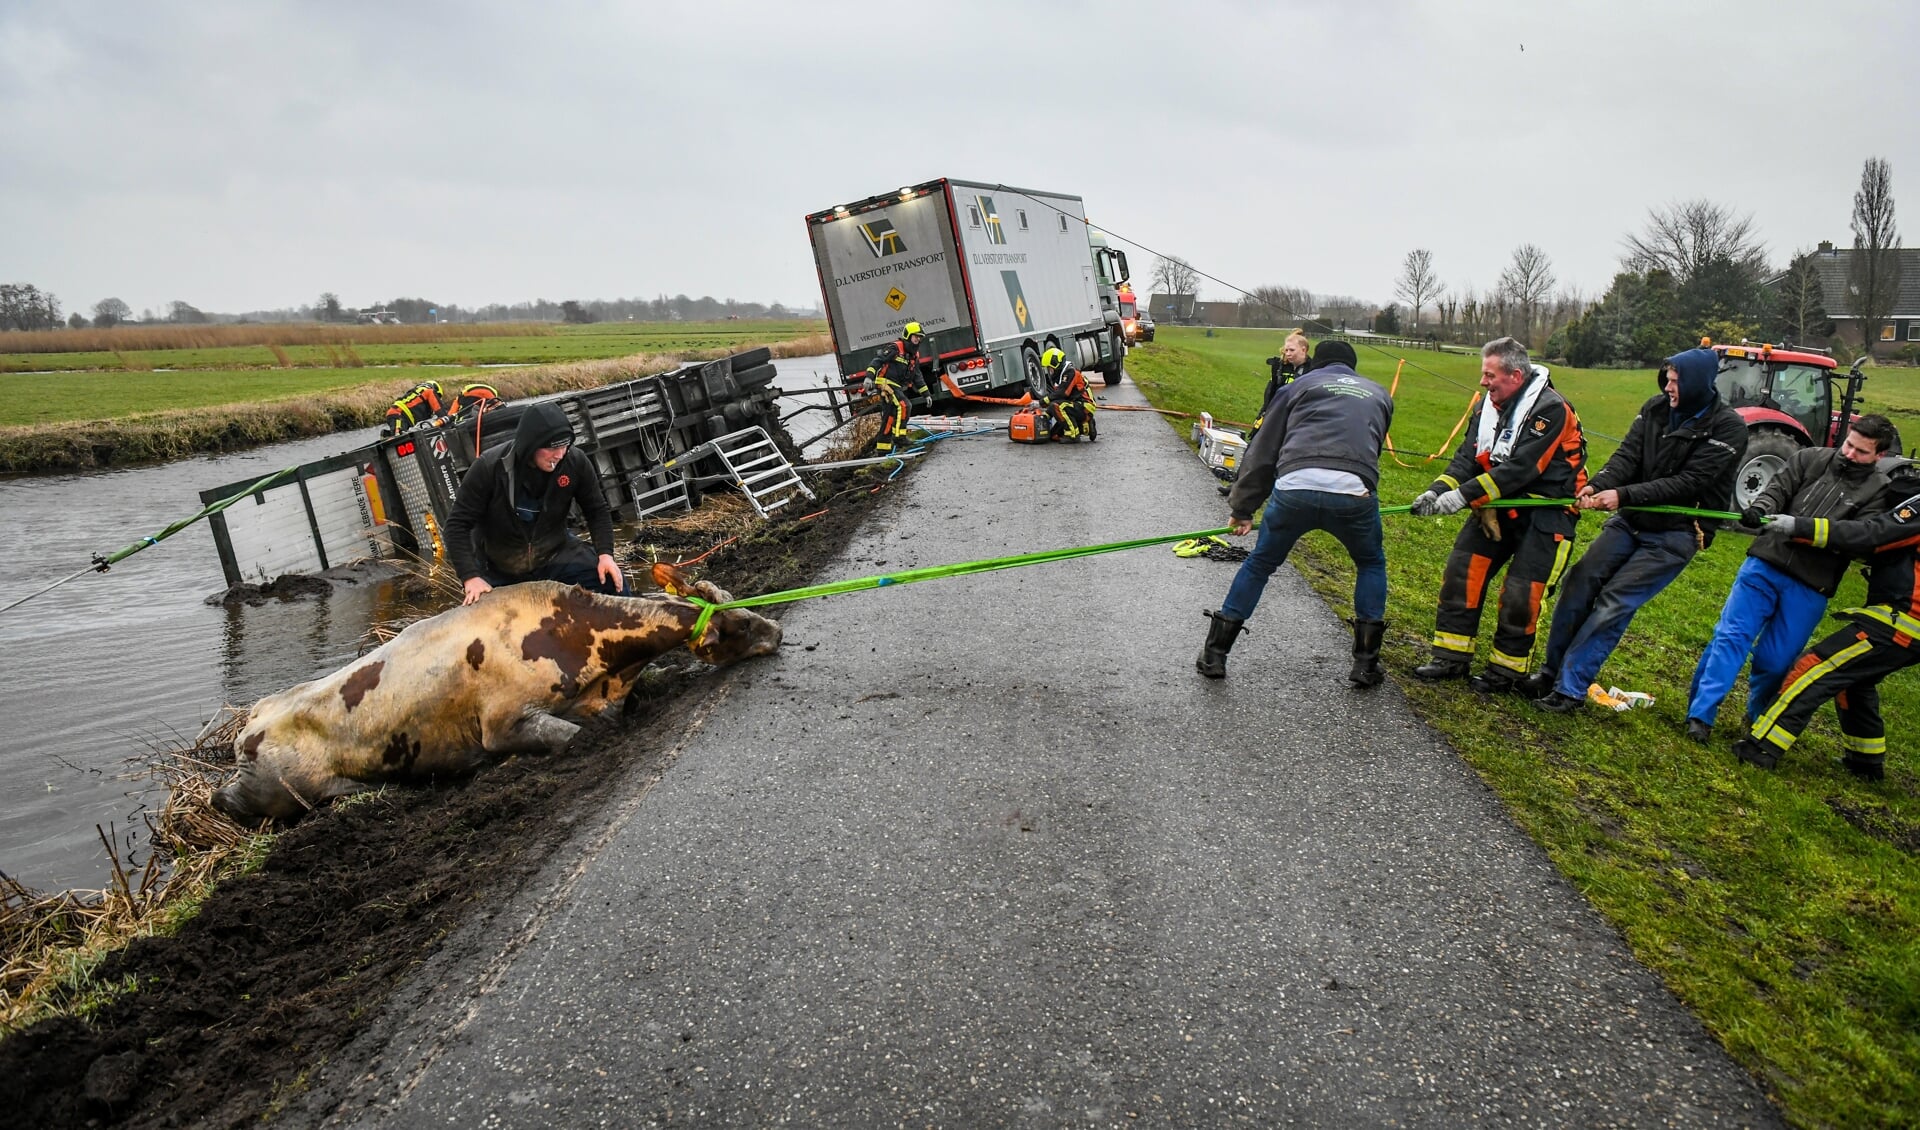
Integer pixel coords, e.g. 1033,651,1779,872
806,178,1131,398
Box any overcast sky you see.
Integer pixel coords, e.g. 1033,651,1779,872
4,0,1915,319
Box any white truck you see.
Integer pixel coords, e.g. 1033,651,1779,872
805,178,1131,398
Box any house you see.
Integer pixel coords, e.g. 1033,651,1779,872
1790,241,1920,356
1148,293,1197,325
1194,301,1243,328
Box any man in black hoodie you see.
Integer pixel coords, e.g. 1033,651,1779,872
1524,347,1748,713
444,400,625,605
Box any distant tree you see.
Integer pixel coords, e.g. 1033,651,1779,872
560,300,594,324
1848,156,1902,354
91,297,132,328
68,311,88,329
1149,255,1200,298
1769,249,1831,346
166,300,209,324
1622,200,1770,286
1240,284,1313,328
1372,303,1402,335
0,283,62,330
1497,244,1556,345
1393,249,1442,331
317,292,343,323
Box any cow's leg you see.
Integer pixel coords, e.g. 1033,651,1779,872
481,709,580,756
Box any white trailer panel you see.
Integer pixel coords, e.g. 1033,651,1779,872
948,183,1100,351
809,191,971,369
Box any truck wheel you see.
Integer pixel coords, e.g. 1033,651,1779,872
1021,345,1043,393
1735,429,1804,511
1101,330,1125,386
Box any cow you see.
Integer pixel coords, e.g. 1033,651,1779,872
213,577,781,821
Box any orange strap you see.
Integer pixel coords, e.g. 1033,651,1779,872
1383,356,1478,470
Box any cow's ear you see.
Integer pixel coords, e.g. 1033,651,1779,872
691,579,735,605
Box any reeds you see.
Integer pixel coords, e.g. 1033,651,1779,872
1,711,269,1035
0,322,553,355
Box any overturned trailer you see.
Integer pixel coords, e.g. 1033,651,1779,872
199,348,829,588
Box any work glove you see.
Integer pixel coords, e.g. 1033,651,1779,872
1432,489,1468,516
1766,515,1802,539
1739,506,1769,530
1410,490,1440,517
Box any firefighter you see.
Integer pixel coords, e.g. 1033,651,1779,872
448,381,499,419
1253,330,1312,436
863,320,934,455
1409,336,1588,693
1733,462,1920,780
381,379,446,437
1034,347,1096,441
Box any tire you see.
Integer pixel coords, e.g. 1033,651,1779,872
1021,345,1043,394
1735,429,1805,511
726,347,773,371
1101,330,1124,386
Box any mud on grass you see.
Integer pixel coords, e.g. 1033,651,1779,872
0,454,901,1129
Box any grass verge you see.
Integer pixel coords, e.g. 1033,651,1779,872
1127,326,1920,1128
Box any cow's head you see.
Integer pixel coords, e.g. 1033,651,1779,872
683,578,782,665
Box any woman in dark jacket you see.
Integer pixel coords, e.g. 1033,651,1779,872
444,401,625,605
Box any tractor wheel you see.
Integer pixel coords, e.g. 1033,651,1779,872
1735,429,1804,512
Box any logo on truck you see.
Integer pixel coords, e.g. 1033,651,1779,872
860,216,907,258
1001,271,1032,332
975,195,1007,245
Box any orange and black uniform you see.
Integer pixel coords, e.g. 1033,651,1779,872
1040,362,1096,441
382,381,445,436
1426,382,1588,675
865,335,933,454
1747,471,1920,774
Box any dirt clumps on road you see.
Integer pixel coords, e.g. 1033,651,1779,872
0,455,900,1130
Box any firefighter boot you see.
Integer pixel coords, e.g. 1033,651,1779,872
1412,654,1471,681
1195,610,1247,679
1838,754,1886,782
1348,619,1386,687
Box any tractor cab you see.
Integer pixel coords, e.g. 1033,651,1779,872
1712,341,1877,509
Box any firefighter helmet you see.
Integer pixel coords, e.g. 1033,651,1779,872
1040,347,1066,370
902,321,923,338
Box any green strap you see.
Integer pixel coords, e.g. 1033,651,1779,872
99,465,303,566
686,524,1235,639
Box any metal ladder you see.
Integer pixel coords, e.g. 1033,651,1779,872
663,426,815,519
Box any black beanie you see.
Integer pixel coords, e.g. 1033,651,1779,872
1312,340,1359,370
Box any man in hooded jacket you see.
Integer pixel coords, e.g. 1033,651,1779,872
1522,347,1748,713
444,400,625,605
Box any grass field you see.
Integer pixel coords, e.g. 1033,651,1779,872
0,320,828,374
1127,327,1920,1128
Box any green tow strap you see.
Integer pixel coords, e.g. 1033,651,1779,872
681,498,1761,640
684,524,1235,640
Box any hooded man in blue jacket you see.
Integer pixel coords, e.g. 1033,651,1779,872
1523,347,1748,713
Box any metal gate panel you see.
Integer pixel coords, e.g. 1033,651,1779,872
222,483,331,583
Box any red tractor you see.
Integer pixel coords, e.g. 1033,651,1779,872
1712,341,1900,509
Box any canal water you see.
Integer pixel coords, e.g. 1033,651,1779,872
0,355,850,891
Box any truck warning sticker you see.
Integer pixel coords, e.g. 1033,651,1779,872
885,287,907,311
860,217,906,258
1001,271,1032,332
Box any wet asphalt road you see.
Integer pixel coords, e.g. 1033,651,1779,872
313,378,1779,1128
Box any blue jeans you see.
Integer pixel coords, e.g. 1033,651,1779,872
1540,517,1696,698
1686,556,1830,726
1221,489,1386,623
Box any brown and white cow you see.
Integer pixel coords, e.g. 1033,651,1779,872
213,578,780,820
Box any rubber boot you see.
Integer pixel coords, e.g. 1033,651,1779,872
1839,754,1886,782
1412,654,1471,681
1348,619,1386,687
1196,610,1247,679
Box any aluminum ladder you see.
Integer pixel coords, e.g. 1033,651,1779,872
665,426,815,519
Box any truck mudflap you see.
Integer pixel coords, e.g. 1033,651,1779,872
938,371,1033,406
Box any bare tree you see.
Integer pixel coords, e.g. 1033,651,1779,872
1149,255,1200,298
1773,249,1829,345
1849,157,1902,355
1393,249,1442,332
1622,200,1770,285
1437,288,1458,336
1240,284,1314,328
1497,244,1556,345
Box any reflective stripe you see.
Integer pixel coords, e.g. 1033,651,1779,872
1838,604,1920,639
1436,474,1460,491
1811,517,1830,548
1843,733,1888,755
1489,649,1530,673
1545,535,1574,590
1751,636,1876,747
1473,472,1500,502
1432,631,1473,655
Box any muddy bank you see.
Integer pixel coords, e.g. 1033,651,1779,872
0,449,897,1130
0,334,832,474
